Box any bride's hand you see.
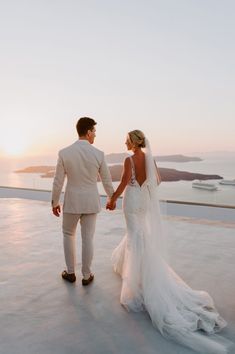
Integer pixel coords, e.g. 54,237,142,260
106,198,116,210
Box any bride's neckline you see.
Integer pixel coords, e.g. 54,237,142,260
135,179,147,188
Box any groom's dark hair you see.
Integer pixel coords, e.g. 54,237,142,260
76,117,97,136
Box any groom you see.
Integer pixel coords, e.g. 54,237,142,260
51,117,115,285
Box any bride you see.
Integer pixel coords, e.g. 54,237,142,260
106,130,230,354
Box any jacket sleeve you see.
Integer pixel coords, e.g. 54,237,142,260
99,153,114,198
51,152,66,207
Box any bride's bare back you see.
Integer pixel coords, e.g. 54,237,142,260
130,152,146,187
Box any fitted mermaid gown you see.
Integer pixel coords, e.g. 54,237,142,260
112,156,229,354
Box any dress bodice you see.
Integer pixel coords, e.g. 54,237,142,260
124,157,149,214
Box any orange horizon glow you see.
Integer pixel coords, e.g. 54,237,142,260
1,139,235,160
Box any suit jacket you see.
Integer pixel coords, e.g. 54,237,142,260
51,140,114,214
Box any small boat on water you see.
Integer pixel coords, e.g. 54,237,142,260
192,180,218,191
219,179,235,186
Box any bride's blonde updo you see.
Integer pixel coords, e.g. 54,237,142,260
128,130,146,148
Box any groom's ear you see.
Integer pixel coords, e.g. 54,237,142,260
87,129,92,137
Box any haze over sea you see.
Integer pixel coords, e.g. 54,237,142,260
1,1,234,210
1,151,235,207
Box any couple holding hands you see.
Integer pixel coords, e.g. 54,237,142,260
52,117,229,354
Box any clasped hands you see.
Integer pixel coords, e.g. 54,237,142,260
106,196,116,211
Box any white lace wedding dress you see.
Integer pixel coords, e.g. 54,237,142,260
112,147,230,354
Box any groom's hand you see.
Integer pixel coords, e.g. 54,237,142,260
52,205,61,217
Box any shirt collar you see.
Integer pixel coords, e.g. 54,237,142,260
76,139,90,144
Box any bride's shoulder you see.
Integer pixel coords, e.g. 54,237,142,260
123,156,132,170
124,156,131,165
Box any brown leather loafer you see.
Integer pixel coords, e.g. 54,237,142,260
82,274,94,286
61,270,76,283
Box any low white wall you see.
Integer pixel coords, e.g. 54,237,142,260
0,186,234,222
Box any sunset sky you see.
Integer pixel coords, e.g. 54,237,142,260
0,0,234,157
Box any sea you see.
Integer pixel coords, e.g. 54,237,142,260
0,152,235,207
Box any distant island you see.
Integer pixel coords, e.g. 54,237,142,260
102,166,221,182
106,153,202,164
15,164,222,182
156,154,202,162
16,166,55,173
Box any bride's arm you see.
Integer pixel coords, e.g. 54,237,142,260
110,158,132,203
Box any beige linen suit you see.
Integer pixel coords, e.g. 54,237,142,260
52,140,114,277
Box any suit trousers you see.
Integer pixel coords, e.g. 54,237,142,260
62,212,97,278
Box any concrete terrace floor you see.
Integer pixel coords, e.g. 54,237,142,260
0,198,235,354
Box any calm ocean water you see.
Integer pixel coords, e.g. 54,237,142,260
0,153,235,206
